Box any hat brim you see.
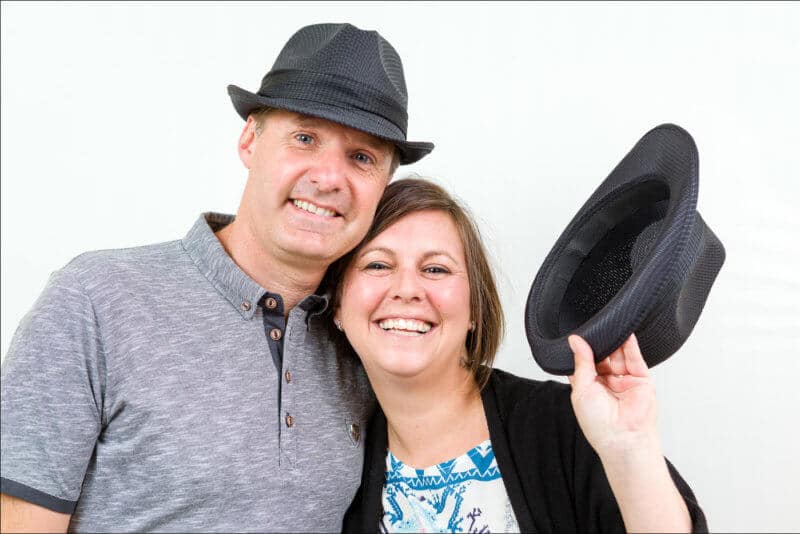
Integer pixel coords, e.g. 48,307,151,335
525,124,704,375
228,85,433,165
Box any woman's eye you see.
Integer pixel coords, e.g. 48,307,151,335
423,266,450,275
296,133,314,144
365,261,389,270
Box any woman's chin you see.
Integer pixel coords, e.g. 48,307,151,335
366,355,433,382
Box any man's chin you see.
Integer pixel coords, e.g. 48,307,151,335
277,240,352,268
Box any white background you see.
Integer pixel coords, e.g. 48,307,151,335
2,2,799,531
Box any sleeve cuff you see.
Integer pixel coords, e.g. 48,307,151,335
0,477,77,514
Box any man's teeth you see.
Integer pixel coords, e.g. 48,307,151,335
378,318,432,333
293,199,336,217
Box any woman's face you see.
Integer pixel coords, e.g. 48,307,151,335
336,210,472,381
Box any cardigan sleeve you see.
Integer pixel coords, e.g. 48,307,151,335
568,397,708,533
493,371,707,533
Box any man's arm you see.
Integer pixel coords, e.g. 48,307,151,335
2,262,104,532
0,493,70,533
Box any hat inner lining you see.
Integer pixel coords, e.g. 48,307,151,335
538,178,672,338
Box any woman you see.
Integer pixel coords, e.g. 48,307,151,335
329,178,706,533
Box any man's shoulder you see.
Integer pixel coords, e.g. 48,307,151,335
55,238,188,293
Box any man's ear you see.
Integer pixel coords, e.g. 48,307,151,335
237,116,259,169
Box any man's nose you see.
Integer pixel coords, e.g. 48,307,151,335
310,149,348,192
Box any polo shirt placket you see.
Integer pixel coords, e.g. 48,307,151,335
277,295,329,468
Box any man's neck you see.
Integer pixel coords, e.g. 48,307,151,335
215,220,326,314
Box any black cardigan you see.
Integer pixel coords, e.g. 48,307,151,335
343,368,707,533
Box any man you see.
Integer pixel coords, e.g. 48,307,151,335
1,23,432,532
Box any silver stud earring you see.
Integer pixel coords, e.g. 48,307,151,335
469,320,476,332
335,319,344,331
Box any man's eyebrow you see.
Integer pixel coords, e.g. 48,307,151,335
295,116,327,128
295,116,391,153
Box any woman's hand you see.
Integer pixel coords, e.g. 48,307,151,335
567,334,693,533
567,334,659,456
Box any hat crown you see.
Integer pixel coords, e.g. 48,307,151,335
228,22,434,164
270,23,408,107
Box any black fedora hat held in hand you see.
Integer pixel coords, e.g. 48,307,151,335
525,124,725,375
228,23,433,165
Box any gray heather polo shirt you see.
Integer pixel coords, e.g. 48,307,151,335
1,213,374,532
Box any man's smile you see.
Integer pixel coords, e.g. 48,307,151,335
290,198,341,218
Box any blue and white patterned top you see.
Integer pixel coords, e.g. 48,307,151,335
380,439,520,533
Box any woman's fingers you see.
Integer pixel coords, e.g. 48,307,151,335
597,349,627,376
622,333,649,377
602,373,650,393
569,333,648,385
568,335,597,389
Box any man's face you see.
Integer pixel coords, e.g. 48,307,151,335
237,110,395,268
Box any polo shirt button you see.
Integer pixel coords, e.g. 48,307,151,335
241,300,251,312
265,297,278,309
270,328,282,341
285,414,294,427
285,370,292,383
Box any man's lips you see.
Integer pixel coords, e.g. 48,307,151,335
290,198,340,217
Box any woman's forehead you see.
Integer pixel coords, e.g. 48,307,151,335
360,211,464,258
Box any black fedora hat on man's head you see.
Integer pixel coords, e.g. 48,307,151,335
228,23,433,165
525,124,725,375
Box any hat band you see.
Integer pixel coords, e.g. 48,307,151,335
258,69,409,137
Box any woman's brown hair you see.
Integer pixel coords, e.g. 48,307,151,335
323,178,504,388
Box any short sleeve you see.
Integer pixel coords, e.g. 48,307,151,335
1,262,105,513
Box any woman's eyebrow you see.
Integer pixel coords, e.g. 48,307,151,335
357,246,396,258
421,250,458,263
357,247,458,263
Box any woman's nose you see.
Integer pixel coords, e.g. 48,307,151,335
390,267,424,302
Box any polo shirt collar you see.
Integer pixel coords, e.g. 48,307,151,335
182,212,266,320
182,212,331,320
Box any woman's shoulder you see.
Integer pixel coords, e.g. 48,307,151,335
487,367,570,397
484,367,576,425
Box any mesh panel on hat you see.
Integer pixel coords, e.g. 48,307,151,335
275,23,407,104
635,215,726,366
547,179,670,338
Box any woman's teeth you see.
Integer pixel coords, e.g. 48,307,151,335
293,199,336,217
378,318,432,334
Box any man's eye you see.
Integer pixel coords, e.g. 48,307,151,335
296,134,314,144
353,153,374,165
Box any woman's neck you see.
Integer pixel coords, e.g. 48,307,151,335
373,366,490,469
